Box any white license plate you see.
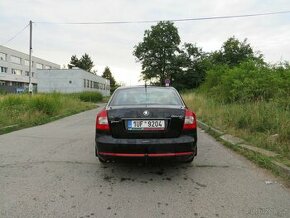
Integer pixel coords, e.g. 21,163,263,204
128,120,165,130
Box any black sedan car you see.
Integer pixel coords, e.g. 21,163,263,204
95,86,197,163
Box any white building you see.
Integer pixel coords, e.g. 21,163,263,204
0,45,60,92
37,68,110,96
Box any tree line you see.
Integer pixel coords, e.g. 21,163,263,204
133,21,289,105
133,21,263,89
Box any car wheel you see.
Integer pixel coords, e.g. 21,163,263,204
95,145,108,163
98,156,108,163
194,146,197,156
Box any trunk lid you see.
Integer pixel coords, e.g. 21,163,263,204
107,105,185,139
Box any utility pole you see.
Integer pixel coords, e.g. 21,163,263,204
28,20,33,95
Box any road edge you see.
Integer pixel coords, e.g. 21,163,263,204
197,119,290,182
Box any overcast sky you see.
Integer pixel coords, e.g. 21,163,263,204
1,0,290,85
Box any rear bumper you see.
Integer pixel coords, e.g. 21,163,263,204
95,134,196,157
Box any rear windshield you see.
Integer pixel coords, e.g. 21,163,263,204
109,87,183,106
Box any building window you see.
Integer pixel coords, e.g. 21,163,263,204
87,80,90,88
25,71,29,76
32,72,35,77
24,60,29,66
84,79,86,88
12,82,24,87
11,56,21,64
90,81,93,88
0,52,7,61
0,66,7,73
36,63,43,69
12,69,22,75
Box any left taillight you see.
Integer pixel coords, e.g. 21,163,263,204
96,109,110,130
183,109,197,130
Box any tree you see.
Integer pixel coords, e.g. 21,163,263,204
102,67,119,94
211,36,263,67
69,55,79,68
172,43,209,90
68,53,94,72
133,21,181,85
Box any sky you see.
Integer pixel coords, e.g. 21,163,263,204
1,0,290,85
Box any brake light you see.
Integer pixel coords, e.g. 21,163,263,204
183,109,197,130
96,109,110,130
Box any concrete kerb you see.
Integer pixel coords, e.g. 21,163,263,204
272,161,290,177
197,120,225,136
220,134,244,145
0,124,19,130
239,144,278,158
197,119,290,178
197,120,210,130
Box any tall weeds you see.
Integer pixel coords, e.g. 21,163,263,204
183,93,290,159
0,92,101,131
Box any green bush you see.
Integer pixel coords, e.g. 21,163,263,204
200,61,290,103
78,91,103,103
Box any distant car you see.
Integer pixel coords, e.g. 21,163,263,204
95,86,197,163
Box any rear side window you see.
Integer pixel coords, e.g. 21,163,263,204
110,87,183,106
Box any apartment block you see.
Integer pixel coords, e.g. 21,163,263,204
0,45,60,93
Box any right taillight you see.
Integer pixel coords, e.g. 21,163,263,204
183,109,197,130
96,109,110,130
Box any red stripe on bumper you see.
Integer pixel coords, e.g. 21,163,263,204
148,152,193,157
98,152,193,157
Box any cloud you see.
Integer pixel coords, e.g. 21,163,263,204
1,0,290,84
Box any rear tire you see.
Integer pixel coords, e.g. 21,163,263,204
95,145,108,163
98,156,108,163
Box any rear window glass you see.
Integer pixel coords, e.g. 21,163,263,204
110,87,183,106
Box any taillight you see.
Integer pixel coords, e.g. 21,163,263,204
183,109,197,130
96,109,110,130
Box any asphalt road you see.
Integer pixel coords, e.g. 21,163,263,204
1,105,290,218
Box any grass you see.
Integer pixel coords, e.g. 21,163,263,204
0,92,103,134
73,91,103,103
182,92,290,166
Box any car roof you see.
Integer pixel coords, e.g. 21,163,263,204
115,85,177,91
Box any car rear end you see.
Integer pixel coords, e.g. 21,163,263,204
95,86,197,162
